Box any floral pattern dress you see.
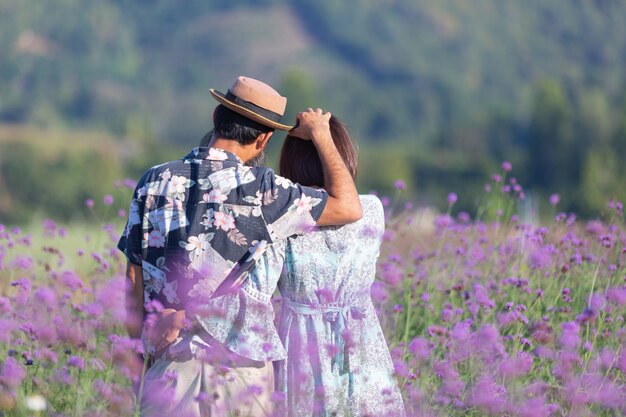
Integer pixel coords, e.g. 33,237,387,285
273,195,407,417
117,147,327,362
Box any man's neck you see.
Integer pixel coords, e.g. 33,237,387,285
209,136,255,163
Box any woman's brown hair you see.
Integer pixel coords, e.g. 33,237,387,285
279,115,358,187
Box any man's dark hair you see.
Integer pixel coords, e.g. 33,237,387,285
200,104,274,146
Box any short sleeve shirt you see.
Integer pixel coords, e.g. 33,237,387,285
117,147,327,309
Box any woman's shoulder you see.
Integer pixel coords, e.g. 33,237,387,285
359,193,383,207
358,194,384,221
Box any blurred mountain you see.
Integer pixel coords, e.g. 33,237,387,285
1,0,625,221
2,0,625,143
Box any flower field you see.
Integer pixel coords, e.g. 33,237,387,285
1,165,625,416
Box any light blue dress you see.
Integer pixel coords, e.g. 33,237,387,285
272,195,406,417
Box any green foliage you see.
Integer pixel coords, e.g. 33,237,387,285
0,125,184,224
1,1,626,219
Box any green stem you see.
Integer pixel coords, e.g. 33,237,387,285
402,279,413,346
134,354,150,417
586,259,602,309
74,369,81,417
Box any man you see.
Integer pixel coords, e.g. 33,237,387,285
118,76,362,416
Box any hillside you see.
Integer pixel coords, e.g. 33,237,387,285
1,0,625,220
2,0,626,142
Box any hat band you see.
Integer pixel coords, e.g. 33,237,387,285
225,91,283,123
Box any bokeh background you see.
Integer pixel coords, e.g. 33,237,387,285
1,0,626,224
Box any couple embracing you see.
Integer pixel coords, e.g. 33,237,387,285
118,76,406,417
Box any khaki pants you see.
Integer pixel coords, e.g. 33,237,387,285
139,333,274,417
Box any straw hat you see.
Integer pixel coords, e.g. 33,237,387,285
210,76,292,131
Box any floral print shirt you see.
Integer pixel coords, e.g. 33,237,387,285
117,147,327,310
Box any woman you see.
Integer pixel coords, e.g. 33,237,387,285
272,116,406,416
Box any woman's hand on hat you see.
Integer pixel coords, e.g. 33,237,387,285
289,108,331,142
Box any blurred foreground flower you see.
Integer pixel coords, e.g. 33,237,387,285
103,194,114,206
549,193,560,206
394,180,407,190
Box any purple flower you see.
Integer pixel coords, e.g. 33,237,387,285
35,348,58,364
85,198,95,208
42,219,57,236
457,211,471,223
447,192,458,205
270,391,286,403
11,277,32,291
379,262,404,286
472,283,495,309
427,325,447,337
559,321,580,350
617,350,626,374
11,255,33,270
549,193,560,206
93,379,112,398
370,282,388,303
586,220,606,235
528,245,555,270
498,351,533,379
393,180,406,190
103,194,114,206
60,270,83,290
606,286,626,306
67,356,85,370
468,376,508,413
247,384,263,396
0,297,11,314
472,324,506,360
434,214,454,229
433,361,464,399
53,366,74,385
393,361,410,379
501,161,512,172
124,178,137,189
589,293,606,312
35,287,57,307
517,398,560,417
450,321,471,342
408,337,431,360
441,307,453,322
0,357,26,387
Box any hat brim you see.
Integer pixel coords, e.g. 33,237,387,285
209,89,293,131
